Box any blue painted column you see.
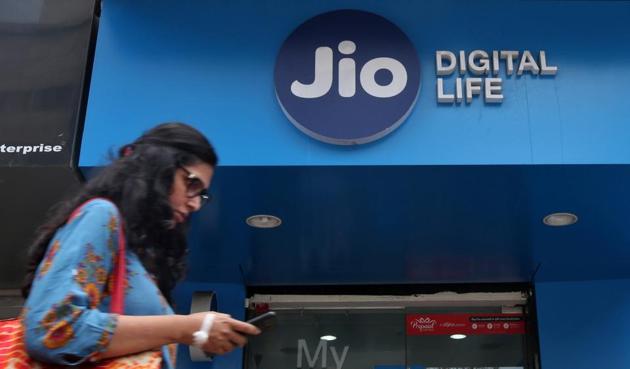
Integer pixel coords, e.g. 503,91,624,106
536,279,630,368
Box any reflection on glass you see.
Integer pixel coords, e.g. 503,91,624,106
247,310,405,369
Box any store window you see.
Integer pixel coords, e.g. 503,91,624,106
246,292,535,369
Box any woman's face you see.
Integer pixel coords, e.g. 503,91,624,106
169,161,214,224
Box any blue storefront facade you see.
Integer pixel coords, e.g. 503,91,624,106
80,1,630,368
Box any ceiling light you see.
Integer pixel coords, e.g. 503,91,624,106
543,212,578,227
246,215,282,228
450,334,467,340
320,335,337,341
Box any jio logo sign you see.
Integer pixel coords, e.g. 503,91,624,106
274,10,421,145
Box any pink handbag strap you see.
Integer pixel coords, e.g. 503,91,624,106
68,198,126,314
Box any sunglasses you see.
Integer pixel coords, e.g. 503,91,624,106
179,166,212,207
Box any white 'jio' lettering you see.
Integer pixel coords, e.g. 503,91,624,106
291,41,408,99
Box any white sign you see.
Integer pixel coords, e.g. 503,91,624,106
435,50,558,104
0,143,63,155
297,339,349,369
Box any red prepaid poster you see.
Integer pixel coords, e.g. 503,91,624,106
406,313,525,335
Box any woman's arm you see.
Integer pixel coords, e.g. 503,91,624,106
24,200,124,364
100,312,260,359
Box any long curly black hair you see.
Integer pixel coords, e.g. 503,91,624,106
21,122,218,303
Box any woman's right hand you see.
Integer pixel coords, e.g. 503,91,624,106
182,312,261,355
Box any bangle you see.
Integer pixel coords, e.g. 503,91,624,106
192,313,215,348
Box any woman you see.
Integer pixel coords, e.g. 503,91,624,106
21,123,259,368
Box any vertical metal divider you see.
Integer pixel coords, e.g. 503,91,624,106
189,291,217,362
523,287,542,369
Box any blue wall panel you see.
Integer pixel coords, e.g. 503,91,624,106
83,0,630,167
80,0,630,286
536,279,630,369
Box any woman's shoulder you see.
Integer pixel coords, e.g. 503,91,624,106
81,197,117,210
71,198,121,222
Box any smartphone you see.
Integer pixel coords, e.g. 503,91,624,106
246,311,277,329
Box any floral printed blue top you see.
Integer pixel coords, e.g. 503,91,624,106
23,199,176,368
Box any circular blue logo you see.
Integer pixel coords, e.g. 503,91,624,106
274,10,420,145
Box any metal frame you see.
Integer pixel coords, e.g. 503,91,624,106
248,291,527,310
